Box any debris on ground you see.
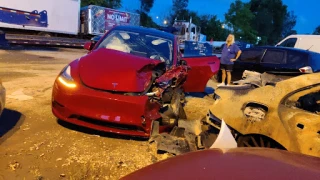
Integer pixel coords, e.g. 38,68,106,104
8,161,20,171
233,70,287,87
149,113,236,155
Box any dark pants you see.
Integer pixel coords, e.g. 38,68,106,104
220,64,234,72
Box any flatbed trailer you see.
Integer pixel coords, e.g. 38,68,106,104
5,34,87,48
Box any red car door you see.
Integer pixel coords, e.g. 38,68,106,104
182,56,220,92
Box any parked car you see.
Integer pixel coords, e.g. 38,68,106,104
235,40,254,50
233,46,320,75
123,148,320,180
276,34,320,53
52,25,220,137
208,73,320,157
0,79,5,117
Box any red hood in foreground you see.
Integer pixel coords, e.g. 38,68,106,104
79,48,161,92
123,148,320,180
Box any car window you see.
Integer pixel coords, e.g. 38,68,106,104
278,38,297,48
239,49,265,62
261,50,286,64
287,51,309,64
96,30,174,66
284,85,320,115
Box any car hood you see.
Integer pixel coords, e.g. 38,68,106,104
123,148,320,180
79,48,160,92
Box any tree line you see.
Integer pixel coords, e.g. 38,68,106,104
82,0,320,45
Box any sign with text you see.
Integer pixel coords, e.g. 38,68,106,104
105,9,131,31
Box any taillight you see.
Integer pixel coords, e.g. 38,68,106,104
299,66,313,73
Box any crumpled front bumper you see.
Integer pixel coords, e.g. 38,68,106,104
51,79,162,137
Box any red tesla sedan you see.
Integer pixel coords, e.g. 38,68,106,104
52,25,219,137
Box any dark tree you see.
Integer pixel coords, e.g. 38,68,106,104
225,0,257,43
313,25,320,35
137,0,157,27
140,0,154,13
249,0,288,44
201,15,228,41
170,0,189,23
282,11,297,38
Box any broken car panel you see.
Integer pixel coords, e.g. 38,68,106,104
209,72,320,157
52,26,219,137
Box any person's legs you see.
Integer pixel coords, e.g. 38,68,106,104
227,71,232,85
221,69,226,84
218,64,226,86
226,64,234,85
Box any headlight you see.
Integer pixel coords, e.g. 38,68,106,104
58,65,76,88
62,65,73,81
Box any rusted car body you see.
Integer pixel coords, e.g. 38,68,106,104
123,148,320,180
52,26,220,137
208,73,320,157
0,79,5,117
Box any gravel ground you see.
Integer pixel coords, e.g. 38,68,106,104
0,46,217,179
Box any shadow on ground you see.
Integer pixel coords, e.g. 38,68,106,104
57,120,148,142
0,44,62,51
186,87,215,98
0,109,25,144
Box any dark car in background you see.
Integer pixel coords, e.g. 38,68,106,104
233,46,320,75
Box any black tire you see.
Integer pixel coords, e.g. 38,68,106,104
237,135,286,150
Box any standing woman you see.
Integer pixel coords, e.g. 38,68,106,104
218,34,242,86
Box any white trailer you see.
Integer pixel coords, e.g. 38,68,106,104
0,0,80,35
0,1,141,48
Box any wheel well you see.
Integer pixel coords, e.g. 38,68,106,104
237,134,287,150
243,102,269,112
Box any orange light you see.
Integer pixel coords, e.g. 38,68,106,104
58,76,76,88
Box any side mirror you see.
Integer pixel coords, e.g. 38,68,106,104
84,41,93,51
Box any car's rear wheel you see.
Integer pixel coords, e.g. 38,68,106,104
237,135,286,150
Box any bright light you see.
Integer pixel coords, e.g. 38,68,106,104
58,76,76,88
156,16,159,19
164,20,167,25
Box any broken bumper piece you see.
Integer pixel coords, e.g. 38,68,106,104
150,114,237,155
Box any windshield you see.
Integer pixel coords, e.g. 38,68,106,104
96,30,173,66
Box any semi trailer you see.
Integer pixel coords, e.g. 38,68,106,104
0,0,140,47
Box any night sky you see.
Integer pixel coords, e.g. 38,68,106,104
120,0,318,34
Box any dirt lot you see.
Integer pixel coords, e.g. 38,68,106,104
0,46,216,179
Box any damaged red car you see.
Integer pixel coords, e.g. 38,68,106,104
51,26,219,137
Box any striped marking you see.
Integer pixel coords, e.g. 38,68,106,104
0,7,40,17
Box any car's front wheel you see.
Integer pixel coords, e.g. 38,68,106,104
237,135,286,150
